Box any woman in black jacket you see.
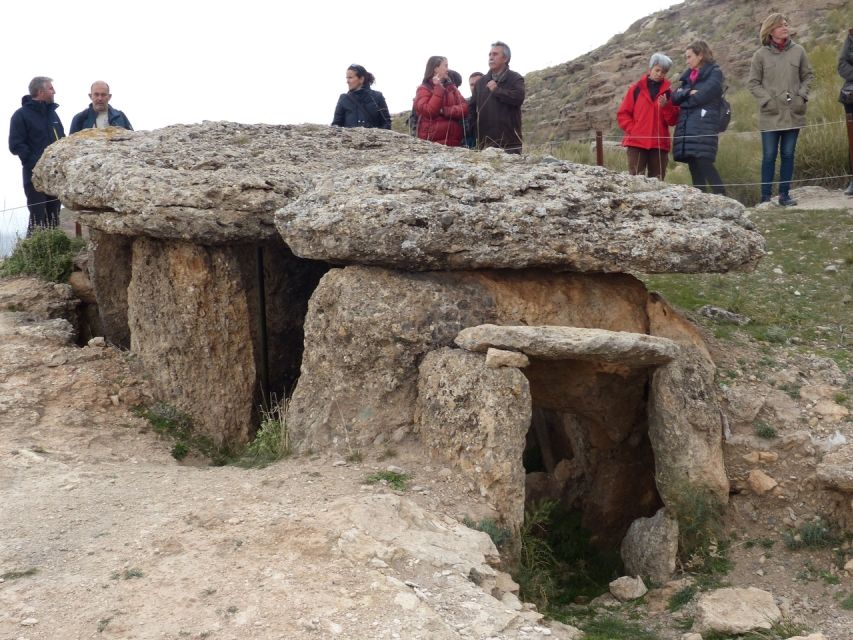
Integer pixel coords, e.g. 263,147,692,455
672,40,726,195
839,28,853,195
331,64,392,129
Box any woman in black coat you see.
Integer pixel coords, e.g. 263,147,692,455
839,28,853,195
332,64,392,129
672,40,726,195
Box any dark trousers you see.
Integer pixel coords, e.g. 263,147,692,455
626,147,669,180
760,129,800,198
845,103,853,174
687,158,726,195
24,182,60,234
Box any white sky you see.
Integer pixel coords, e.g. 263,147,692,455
1,0,676,236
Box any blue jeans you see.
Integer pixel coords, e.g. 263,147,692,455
761,129,799,198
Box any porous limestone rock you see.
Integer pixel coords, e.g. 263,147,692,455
816,444,853,493
647,294,729,511
747,469,779,495
286,265,650,452
127,238,257,446
485,347,530,369
693,587,782,634
416,348,531,531
34,123,764,273
455,324,678,366
620,508,679,584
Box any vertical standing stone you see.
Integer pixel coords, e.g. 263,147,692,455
89,230,132,348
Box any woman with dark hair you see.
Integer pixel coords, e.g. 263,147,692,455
672,40,726,195
332,64,392,129
413,56,469,147
748,13,814,206
839,27,853,195
617,52,680,180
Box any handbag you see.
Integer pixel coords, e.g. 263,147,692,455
840,81,853,105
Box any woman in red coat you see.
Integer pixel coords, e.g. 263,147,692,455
414,56,469,147
617,52,680,179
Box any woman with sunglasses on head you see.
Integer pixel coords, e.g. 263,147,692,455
332,64,392,129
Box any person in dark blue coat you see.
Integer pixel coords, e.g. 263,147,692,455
672,41,726,195
69,81,133,133
331,64,391,129
8,76,65,232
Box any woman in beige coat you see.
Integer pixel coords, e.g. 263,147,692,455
748,13,814,205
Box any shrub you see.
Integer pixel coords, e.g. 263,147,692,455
463,517,511,549
753,422,778,439
236,399,290,468
363,470,409,490
784,518,841,550
0,228,85,282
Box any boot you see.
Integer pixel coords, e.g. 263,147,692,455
845,180,853,196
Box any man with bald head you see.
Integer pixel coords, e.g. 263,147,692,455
69,81,133,133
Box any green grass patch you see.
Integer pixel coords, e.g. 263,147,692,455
463,517,512,549
841,592,853,610
753,422,778,439
784,519,841,550
641,210,852,371
133,402,232,465
363,470,410,490
1,567,37,580
581,616,661,640
233,399,290,468
112,568,144,580
667,584,698,612
0,228,85,282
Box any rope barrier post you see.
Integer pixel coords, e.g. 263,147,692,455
75,221,81,238
847,113,853,177
595,131,604,167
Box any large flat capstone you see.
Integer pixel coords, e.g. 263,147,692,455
455,324,679,366
33,122,765,273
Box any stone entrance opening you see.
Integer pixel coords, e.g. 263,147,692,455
522,358,662,548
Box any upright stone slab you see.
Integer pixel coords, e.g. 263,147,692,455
417,348,531,531
128,237,256,446
647,294,729,511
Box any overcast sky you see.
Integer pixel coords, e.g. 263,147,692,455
1,0,677,238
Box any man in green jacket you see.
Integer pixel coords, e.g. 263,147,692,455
748,13,814,206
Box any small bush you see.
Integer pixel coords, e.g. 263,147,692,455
133,402,231,464
784,519,840,550
463,517,512,549
581,616,660,640
667,584,698,612
754,422,778,439
515,501,557,609
363,470,409,490
236,399,290,468
0,228,85,282
841,593,853,610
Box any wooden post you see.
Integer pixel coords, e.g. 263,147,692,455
846,113,853,177
595,131,604,167
75,222,82,238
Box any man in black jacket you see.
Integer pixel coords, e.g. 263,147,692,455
8,76,65,232
471,41,526,153
70,81,133,133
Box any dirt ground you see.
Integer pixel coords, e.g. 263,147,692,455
1,189,852,639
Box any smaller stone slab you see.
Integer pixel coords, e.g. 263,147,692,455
455,324,678,367
485,347,530,369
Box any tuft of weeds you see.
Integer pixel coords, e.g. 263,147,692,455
234,398,290,468
668,485,730,576
1,567,38,580
345,449,363,463
515,501,558,610
753,421,778,439
581,616,661,640
133,402,232,465
667,584,698,612
784,518,841,550
363,470,410,491
745,537,775,550
97,617,112,633
0,228,85,282
463,517,512,549
841,592,853,610
112,568,144,580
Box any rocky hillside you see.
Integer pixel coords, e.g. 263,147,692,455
523,0,852,146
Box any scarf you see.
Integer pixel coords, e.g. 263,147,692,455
689,68,699,84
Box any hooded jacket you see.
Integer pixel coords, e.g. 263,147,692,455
672,63,724,162
839,28,853,83
69,104,133,133
414,80,469,147
617,74,679,151
331,87,392,129
748,38,814,130
9,95,65,186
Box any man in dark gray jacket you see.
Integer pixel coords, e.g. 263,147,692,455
471,41,525,154
70,81,133,134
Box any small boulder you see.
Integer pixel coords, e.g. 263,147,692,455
485,347,529,369
620,508,678,585
609,575,648,602
747,469,778,495
694,587,781,634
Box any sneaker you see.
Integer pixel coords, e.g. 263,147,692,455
778,194,798,206
844,181,853,196
760,195,772,203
